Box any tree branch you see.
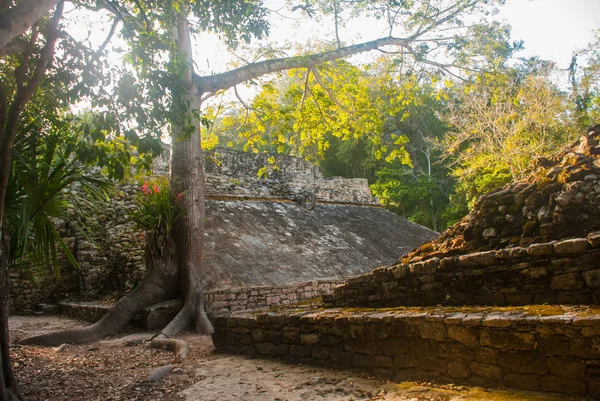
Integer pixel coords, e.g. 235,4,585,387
194,36,410,94
0,0,60,53
311,67,351,114
7,0,63,132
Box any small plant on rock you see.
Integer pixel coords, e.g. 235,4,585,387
130,178,182,258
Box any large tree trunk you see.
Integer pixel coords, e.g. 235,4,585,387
19,9,213,352
0,3,63,398
162,9,213,338
0,0,61,54
1,231,23,401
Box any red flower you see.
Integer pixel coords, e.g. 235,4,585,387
176,193,183,201
141,182,150,194
153,185,159,193
139,232,145,239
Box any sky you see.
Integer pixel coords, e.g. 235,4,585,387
67,0,600,89
497,0,600,69
185,0,600,80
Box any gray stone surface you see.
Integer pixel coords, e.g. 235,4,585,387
203,201,437,288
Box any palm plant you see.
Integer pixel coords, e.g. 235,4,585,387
5,115,110,277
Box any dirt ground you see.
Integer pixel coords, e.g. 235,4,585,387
8,315,584,401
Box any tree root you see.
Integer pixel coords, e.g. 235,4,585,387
18,275,173,346
144,364,177,382
150,335,189,359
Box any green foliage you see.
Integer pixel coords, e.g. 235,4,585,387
6,123,110,274
444,64,578,206
570,30,600,129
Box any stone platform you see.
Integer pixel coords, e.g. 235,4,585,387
213,305,600,399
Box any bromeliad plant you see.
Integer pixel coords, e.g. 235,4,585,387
130,178,182,256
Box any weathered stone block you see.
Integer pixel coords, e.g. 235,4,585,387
410,258,439,275
470,361,502,381
480,330,536,351
588,232,600,248
550,273,584,291
584,269,600,289
503,373,540,391
457,251,497,267
539,375,587,394
290,345,311,357
589,375,600,401
330,351,352,365
348,274,371,286
554,238,589,254
482,315,514,328
251,329,264,342
311,346,330,360
542,337,572,356
393,355,415,369
142,299,183,330
475,347,499,365
256,342,288,356
282,330,300,344
527,243,554,256
382,338,411,355
447,325,478,345
547,357,585,379
447,360,471,378
418,322,445,342
300,333,320,345
498,351,547,374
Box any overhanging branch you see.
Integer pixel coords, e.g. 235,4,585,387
194,36,410,94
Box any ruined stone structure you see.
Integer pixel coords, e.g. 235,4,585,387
214,127,600,399
9,147,437,312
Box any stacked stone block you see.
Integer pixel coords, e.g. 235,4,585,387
325,233,600,308
214,308,600,398
206,279,344,314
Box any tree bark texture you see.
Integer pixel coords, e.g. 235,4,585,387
0,0,60,54
165,9,213,337
1,231,23,401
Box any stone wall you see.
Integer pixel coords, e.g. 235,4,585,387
213,307,600,398
202,148,378,205
56,279,345,328
205,279,344,314
325,233,600,308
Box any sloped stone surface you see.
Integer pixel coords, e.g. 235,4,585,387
203,201,437,288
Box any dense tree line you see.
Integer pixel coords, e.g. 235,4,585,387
206,32,600,231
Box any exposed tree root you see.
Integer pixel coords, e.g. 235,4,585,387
18,274,174,346
150,336,189,359
144,364,177,382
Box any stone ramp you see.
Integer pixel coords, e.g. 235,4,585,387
202,201,437,288
213,305,600,399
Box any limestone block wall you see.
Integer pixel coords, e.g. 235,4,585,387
56,279,345,328
213,308,600,398
325,233,600,308
202,148,378,205
205,279,345,314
